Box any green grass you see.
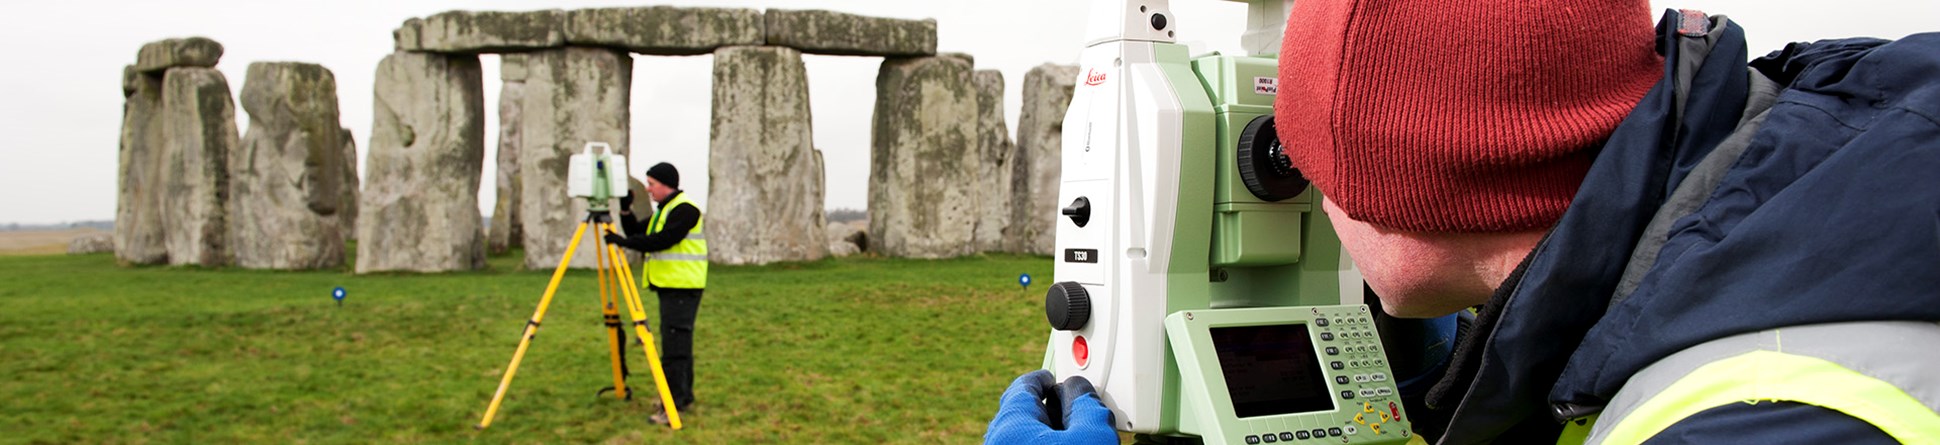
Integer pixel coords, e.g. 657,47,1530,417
0,250,1054,444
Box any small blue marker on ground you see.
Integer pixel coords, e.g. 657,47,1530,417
333,287,347,308
1019,273,1032,289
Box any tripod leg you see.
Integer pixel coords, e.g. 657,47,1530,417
606,243,684,430
598,223,630,400
477,221,591,430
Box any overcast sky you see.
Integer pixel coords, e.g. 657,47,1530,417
1,0,1933,225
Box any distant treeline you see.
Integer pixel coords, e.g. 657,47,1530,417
827,208,865,223
1,220,114,231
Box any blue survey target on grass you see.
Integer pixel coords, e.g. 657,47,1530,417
1019,273,1032,289
333,287,346,305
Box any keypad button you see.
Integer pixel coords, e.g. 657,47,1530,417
1345,425,1358,435
1336,376,1350,385
1280,432,1294,442
1315,318,1330,327
1377,387,1394,397
1325,346,1338,355
1296,430,1311,440
1245,435,1261,444
1329,427,1343,437
1261,433,1278,443
1341,390,1355,399
1354,374,1370,383
1372,373,1388,382
1313,428,1328,438
1330,361,1344,370
1321,332,1334,341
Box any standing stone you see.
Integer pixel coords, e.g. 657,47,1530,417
134,37,223,73
394,10,566,54
870,56,978,259
972,69,1013,253
764,9,936,57
564,7,764,56
338,127,359,244
518,47,630,270
1010,64,1080,255
488,54,526,255
358,52,487,273
709,46,828,265
117,66,168,265
230,62,347,270
160,67,239,267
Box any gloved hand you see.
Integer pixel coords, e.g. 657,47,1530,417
604,232,628,246
984,370,1118,445
619,194,634,213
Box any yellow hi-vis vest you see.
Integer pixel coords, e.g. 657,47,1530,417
1557,321,1940,444
642,192,707,289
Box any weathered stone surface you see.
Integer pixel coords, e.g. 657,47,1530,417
972,69,1013,253
826,222,862,257
518,47,630,270
764,9,936,57
160,67,239,267
870,56,978,259
565,7,763,56
708,46,827,265
358,52,487,273
230,62,347,270
1009,64,1079,255
397,10,566,54
117,67,168,265
339,128,359,244
487,59,525,255
135,37,223,73
69,233,115,255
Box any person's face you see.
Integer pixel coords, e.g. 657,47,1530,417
1322,197,1542,318
646,177,674,202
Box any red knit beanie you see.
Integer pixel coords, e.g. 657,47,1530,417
1276,0,1662,232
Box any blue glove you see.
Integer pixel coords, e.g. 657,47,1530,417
984,370,1118,445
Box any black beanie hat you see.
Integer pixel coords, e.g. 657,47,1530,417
646,162,679,189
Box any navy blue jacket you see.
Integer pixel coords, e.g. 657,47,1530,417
1413,11,1940,444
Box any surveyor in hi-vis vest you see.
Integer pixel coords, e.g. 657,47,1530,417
607,162,707,426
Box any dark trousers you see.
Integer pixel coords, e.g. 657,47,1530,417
655,288,702,409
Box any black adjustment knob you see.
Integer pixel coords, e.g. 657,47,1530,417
1235,115,1311,202
1045,282,1091,331
1061,197,1091,227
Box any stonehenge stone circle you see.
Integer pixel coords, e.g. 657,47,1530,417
708,46,828,265
160,67,239,267
396,10,567,53
488,54,526,255
517,47,631,270
358,52,487,273
231,62,348,269
972,69,1013,253
117,65,169,265
565,7,763,55
870,56,979,259
1010,64,1080,255
135,37,223,74
764,9,936,57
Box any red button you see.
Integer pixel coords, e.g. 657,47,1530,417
1073,336,1090,367
1390,402,1401,421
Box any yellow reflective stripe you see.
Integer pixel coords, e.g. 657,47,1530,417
1556,413,1596,445
1601,350,1940,445
654,254,708,262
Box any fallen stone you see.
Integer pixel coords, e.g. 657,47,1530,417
160,67,239,267
870,56,978,259
488,56,525,255
1010,64,1079,255
398,10,566,54
565,6,763,56
230,62,347,270
135,37,223,73
708,46,828,265
972,69,1013,253
117,67,168,265
358,52,487,273
69,233,115,255
764,9,936,57
517,47,631,270
826,222,863,257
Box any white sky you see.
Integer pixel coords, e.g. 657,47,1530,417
0,0,1933,224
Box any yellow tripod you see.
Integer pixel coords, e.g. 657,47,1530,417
476,212,684,430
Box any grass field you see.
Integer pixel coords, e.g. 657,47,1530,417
0,250,1054,444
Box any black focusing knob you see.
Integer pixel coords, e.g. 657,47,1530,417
1061,197,1091,227
1150,13,1168,31
1045,282,1091,331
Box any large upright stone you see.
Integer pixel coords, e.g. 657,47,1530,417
395,10,566,53
160,68,239,267
358,52,486,273
488,54,526,255
117,66,168,265
972,69,1013,253
518,47,630,270
135,37,223,74
870,56,978,259
1010,64,1080,255
339,127,359,244
230,62,346,270
565,7,764,55
708,46,828,265
764,9,936,57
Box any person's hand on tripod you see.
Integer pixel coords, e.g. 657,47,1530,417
984,370,1117,445
604,232,629,247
